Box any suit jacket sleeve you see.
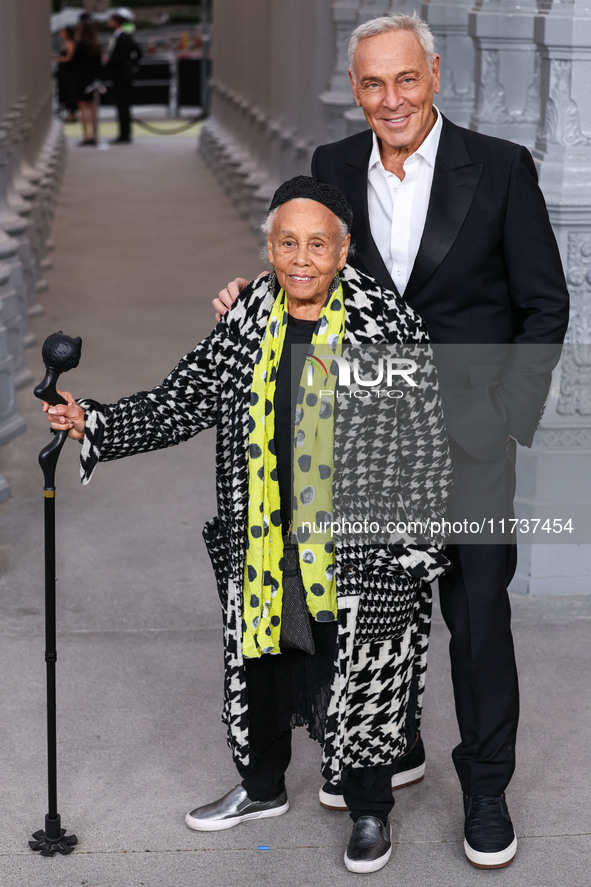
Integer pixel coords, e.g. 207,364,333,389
104,33,141,80
492,146,569,446
131,36,143,66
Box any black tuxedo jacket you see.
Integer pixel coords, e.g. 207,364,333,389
312,117,570,460
104,32,142,86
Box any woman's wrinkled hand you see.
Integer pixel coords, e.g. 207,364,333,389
41,389,86,441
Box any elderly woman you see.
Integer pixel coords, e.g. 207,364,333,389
43,177,451,874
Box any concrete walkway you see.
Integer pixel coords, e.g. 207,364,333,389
0,133,590,887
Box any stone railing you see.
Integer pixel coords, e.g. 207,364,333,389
0,0,67,502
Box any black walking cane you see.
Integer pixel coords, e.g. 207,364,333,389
29,331,82,856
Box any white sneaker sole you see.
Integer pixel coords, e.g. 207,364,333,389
344,844,392,873
318,787,349,811
464,835,517,869
319,762,426,811
391,761,425,790
185,800,289,832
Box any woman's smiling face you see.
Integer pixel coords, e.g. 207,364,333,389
266,199,350,319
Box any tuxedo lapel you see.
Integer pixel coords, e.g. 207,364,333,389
334,134,399,296
405,117,482,299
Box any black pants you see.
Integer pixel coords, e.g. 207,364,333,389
237,623,394,824
438,439,519,796
112,82,132,140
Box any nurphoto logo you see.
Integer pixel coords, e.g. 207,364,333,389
305,353,418,399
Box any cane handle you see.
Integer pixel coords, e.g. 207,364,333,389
33,331,82,406
34,332,83,488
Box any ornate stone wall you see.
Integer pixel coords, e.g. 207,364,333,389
0,0,67,502
201,0,334,226
513,0,591,593
202,1,589,592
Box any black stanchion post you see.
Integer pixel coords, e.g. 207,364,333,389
30,331,82,857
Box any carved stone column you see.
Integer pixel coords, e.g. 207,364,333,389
358,0,391,21
319,0,360,143
385,1,421,15
202,0,338,226
0,224,30,387
0,119,38,325
512,0,591,593
243,0,336,222
421,0,475,126
0,254,25,458
0,111,38,329
469,0,541,148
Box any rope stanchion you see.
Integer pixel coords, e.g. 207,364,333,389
131,114,205,135
85,81,205,137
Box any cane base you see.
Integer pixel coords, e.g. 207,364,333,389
29,814,78,856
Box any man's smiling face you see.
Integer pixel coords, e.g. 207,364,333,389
349,29,440,164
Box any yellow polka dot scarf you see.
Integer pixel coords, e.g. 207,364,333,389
242,285,345,658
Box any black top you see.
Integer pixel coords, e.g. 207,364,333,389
71,42,102,100
274,315,316,533
104,32,143,85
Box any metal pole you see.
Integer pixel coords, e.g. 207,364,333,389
44,488,58,823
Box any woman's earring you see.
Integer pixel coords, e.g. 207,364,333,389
267,269,278,291
328,273,340,295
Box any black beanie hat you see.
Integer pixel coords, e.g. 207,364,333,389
268,175,353,233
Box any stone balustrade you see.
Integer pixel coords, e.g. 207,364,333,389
0,0,67,502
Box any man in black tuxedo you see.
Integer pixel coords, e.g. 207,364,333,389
214,12,569,871
104,12,142,144
310,13,568,870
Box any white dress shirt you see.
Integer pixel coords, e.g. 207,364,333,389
108,27,123,55
367,108,442,294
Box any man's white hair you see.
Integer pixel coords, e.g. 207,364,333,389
348,12,436,80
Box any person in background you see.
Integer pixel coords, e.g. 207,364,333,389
55,26,77,122
118,7,137,34
71,18,102,147
103,11,142,145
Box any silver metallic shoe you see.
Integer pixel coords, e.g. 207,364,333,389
344,815,392,873
185,784,289,832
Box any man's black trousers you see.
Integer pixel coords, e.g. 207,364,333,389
112,83,132,141
438,438,519,797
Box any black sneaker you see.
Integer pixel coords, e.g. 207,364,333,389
318,777,349,811
391,731,426,789
319,732,425,811
464,793,517,868
344,815,392,873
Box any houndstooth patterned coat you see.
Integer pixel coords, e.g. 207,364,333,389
78,265,452,781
